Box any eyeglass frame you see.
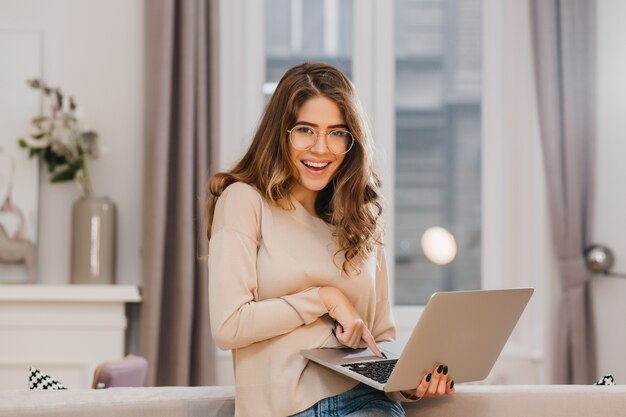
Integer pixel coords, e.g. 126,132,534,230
286,125,355,155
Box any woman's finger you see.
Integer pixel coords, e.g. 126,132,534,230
412,364,454,398
349,320,364,347
437,365,449,395
334,319,383,357
427,364,443,395
446,379,455,395
360,326,383,357
337,325,357,348
335,324,347,345
341,323,355,347
415,372,432,398
337,321,351,343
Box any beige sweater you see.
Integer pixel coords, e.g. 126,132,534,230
208,182,397,417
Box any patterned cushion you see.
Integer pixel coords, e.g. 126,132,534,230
29,367,68,390
595,374,616,386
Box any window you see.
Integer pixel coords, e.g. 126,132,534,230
240,0,482,307
394,0,482,305
265,0,352,97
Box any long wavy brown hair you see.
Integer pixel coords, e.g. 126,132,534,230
205,62,383,274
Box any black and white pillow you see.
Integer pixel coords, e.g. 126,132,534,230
29,367,68,390
594,374,616,386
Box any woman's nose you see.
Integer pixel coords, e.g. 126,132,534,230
310,132,329,154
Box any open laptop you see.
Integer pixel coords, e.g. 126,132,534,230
301,288,533,392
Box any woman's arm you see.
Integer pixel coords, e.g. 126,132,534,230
209,227,328,350
369,246,396,342
208,183,328,351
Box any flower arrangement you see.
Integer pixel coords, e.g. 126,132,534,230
17,79,100,197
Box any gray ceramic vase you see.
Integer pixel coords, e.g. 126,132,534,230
70,196,117,284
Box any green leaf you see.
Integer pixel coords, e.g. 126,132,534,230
50,166,77,182
30,133,45,140
18,138,28,148
44,158,56,172
29,148,42,158
43,147,68,172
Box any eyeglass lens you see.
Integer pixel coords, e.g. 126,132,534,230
289,126,353,155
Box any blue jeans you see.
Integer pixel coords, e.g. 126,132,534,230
289,383,405,417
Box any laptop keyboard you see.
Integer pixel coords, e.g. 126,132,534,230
340,359,398,384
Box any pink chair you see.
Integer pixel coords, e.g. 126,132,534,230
92,355,148,389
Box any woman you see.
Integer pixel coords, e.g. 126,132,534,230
206,62,454,417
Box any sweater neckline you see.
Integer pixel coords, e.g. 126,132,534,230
289,196,330,230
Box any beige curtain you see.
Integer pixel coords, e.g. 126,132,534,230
530,0,597,384
139,0,219,386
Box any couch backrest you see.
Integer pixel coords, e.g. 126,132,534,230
1,385,625,417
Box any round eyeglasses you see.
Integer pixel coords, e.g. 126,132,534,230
287,125,355,155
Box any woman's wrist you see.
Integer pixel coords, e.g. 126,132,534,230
319,286,339,312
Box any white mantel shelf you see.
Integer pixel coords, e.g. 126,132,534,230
0,284,141,389
0,285,141,303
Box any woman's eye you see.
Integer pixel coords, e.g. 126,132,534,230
330,130,347,138
296,126,314,135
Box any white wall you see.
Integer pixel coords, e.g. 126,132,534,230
0,0,144,285
592,0,626,381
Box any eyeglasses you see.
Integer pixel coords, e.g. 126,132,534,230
287,125,355,155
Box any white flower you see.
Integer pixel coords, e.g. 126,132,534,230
19,78,100,197
22,135,51,149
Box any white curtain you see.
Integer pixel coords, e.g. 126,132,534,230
483,0,557,384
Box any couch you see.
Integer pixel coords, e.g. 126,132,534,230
1,385,625,417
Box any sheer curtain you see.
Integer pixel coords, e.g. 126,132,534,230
530,0,597,384
483,0,555,384
139,0,219,386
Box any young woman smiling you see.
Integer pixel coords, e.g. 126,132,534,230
205,63,453,417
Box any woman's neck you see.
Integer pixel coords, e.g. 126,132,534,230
291,186,318,217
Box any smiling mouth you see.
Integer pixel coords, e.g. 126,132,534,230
301,160,330,172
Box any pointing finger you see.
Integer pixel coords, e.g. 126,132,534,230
361,327,383,358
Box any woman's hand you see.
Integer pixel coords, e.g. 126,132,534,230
402,363,455,400
319,287,383,357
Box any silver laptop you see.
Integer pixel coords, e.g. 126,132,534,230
301,288,533,392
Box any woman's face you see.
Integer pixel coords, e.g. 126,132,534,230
289,95,347,206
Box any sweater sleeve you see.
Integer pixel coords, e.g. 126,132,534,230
369,246,421,403
208,183,328,351
370,246,396,343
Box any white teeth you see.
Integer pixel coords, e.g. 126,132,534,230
303,161,329,168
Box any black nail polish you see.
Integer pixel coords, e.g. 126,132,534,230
437,365,443,374
381,352,387,359
443,365,448,375
426,373,432,382
450,380,455,389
